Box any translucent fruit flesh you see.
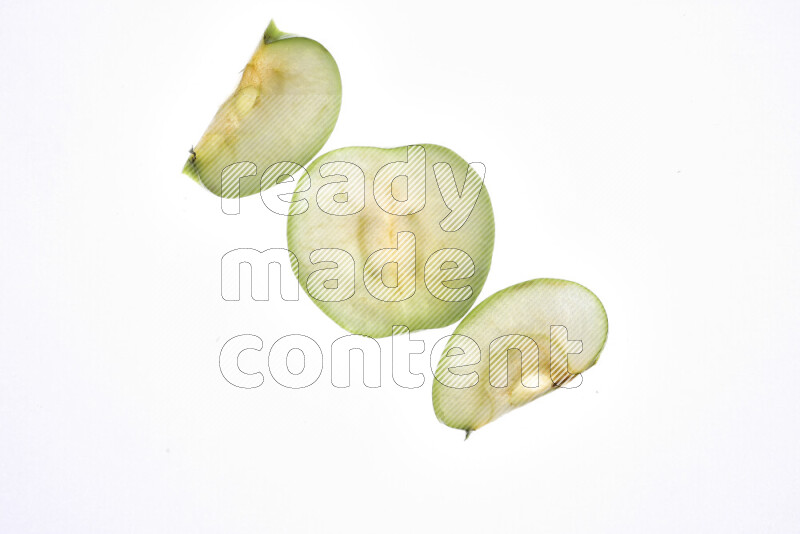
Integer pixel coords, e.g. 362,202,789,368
183,21,342,198
432,279,608,433
286,144,495,338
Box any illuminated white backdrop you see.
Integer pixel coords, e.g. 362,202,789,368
1,0,798,531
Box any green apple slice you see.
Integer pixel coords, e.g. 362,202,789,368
182,20,342,198
286,144,495,338
432,279,608,436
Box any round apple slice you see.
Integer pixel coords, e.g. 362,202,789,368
183,20,342,198
432,279,608,436
286,144,495,338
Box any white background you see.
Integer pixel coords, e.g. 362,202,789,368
1,0,799,531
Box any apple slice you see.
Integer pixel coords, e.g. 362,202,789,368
286,144,495,338
432,279,608,436
183,20,341,198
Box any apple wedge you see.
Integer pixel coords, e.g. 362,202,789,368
432,279,608,436
183,20,342,198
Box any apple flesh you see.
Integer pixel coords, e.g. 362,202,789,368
183,21,341,198
286,144,495,338
432,279,608,435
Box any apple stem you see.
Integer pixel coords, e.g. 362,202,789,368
464,430,472,441
263,20,288,45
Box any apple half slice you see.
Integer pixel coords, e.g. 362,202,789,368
432,279,608,436
183,21,342,198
